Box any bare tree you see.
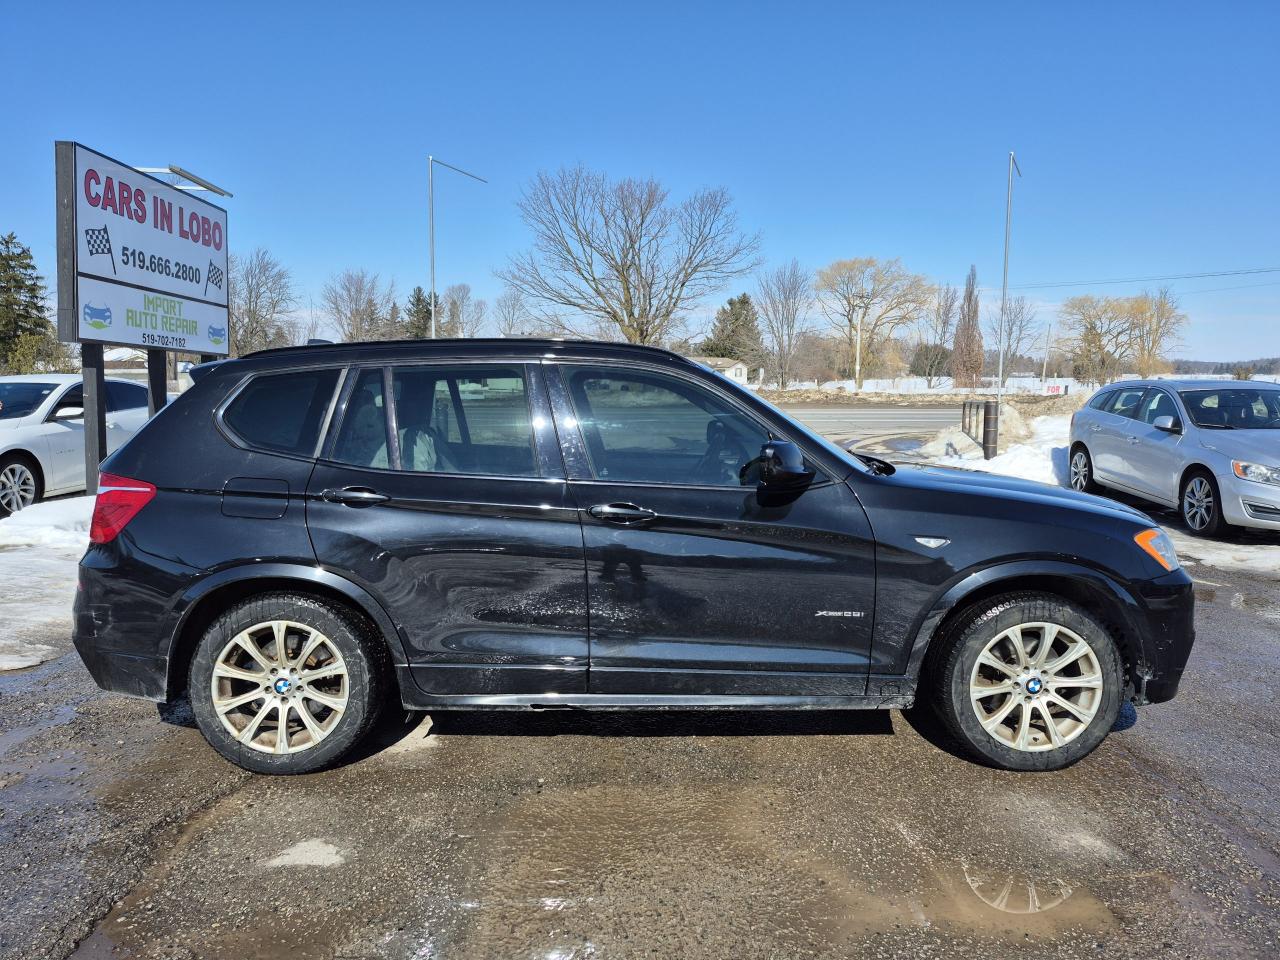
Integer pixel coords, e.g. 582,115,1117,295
228,248,298,356
322,269,397,342
1131,287,1187,377
493,287,538,337
1060,295,1134,386
757,260,814,390
499,166,759,344
987,295,1040,385
438,283,487,337
815,257,931,388
913,284,958,388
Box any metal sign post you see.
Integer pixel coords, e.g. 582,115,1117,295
55,141,231,492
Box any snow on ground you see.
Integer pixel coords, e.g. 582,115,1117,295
0,496,92,670
934,414,1071,486
1167,529,1280,580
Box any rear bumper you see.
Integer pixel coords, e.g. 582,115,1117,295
1131,570,1196,704
73,547,184,702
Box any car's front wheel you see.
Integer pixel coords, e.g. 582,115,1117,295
930,592,1123,771
0,454,42,514
1181,469,1230,538
189,593,388,774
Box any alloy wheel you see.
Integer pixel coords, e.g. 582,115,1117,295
1068,452,1090,491
1183,476,1214,531
210,620,349,755
0,463,37,513
969,622,1104,752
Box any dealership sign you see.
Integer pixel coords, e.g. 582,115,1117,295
56,142,229,355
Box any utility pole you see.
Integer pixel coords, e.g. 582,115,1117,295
1040,314,1054,389
997,151,1021,400
427,155,487,338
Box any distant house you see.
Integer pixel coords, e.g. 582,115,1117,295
687,355,751,383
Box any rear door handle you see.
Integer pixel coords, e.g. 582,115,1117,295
587,502,657,524
1126,435,1140,444
321,486,390,507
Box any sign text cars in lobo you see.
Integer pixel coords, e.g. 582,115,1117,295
56,142,229,355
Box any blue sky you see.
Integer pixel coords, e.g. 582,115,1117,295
3,1,1277,358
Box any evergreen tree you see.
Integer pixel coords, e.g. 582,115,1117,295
951,266,984,390
0,233,51,369
700,293,765,363
404,286,436,339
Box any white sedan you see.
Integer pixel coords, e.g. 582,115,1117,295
0,374,151,513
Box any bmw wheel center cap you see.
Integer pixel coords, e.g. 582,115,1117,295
274,677,293,695
1025,677,1044,695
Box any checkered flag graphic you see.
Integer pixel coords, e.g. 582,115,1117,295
84,225,116,274
204,260,225,297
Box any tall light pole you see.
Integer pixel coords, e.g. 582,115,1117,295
997,151,1022,400
428,155,487,338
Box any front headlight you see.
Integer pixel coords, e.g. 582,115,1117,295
1134,528,1180,572
1232,461,1280,486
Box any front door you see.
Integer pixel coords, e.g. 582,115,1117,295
1124,388,1186,504
306,363,589,697
548,362,876,697
1091,384,1148,486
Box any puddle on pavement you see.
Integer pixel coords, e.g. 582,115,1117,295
65,778,1119,959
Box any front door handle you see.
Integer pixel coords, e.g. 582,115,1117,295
321,486,390,507
587,502,657,524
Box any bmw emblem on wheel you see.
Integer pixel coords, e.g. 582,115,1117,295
1025,677,1043,695
273,677,292,695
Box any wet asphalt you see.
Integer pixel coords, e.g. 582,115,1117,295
1,558,1278,960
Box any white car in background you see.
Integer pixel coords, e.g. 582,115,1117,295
1068,378,1280,536
0,374,151,513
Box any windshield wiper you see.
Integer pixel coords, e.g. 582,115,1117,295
854,453,896,475
1197,422,1235,429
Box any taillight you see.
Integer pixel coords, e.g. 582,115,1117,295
90,473,156,544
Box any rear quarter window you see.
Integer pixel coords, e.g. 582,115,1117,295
222,368,340,457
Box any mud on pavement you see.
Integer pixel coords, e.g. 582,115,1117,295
2,577,1280,960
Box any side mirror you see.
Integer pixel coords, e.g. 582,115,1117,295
54,405,84,421
747,439,815,488
1152,415,1181,434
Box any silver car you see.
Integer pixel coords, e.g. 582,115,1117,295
0,374,151,513
1068,378,1280,536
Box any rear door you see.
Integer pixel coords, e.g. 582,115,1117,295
105,381,150,452
1091,385,1148,485
306,362,589,697
548,361,876,697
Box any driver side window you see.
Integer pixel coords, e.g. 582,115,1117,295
563,365,768,486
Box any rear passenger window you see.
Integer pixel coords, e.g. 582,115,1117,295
390,365,538,477
106,381,149,412
223,368,340,457
1104,387,1147,419
331,370,389,469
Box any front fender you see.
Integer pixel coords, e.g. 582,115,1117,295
899,559,1154,685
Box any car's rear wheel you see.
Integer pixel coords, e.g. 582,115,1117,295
930,592,1123,771
1181,469,1230,538
1068,445,1099,494
0,454,42,514
189,593,387,774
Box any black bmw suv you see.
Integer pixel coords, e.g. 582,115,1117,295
73,339,1194,774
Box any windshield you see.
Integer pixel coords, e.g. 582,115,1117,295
0,382,59,421
1179,388,1280,430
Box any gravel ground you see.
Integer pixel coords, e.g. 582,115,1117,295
0,560,1277,960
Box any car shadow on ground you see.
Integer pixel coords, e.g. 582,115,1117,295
351,707,896,762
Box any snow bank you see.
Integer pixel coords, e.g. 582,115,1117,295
934,415,1071,487
1167,530,1280,580
0,496,93,671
